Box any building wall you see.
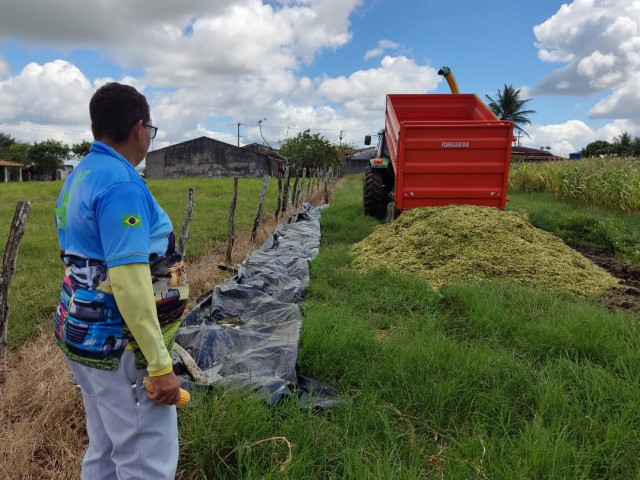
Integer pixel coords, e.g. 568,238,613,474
344,147,376,174
344,158,370,175
145,137,279,179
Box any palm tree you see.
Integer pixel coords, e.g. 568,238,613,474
612,131,633,156
485,85,536,138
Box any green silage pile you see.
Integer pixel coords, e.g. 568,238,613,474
351,205,620,297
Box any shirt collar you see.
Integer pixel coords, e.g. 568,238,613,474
90,141,136,171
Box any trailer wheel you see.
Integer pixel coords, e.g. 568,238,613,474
363,167,388,219
386,201,399,223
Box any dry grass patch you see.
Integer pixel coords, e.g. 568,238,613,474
0,331,84,480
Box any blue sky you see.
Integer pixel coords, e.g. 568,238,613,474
1,0,638,157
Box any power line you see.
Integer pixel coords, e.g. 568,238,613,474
0,122,89,137
0,119,372,148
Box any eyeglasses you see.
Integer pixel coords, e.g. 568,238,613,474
142,122,158,139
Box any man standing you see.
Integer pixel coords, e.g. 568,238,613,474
54,82,189,479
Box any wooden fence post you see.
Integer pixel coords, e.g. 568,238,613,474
275,173,282,220
291,169,300,209
251,175,269,243
0,199,31,359
282,166,291,217
178,186,195,258
324,175,329,204
285,167,293,214
225,177,239,265
299,168,306,205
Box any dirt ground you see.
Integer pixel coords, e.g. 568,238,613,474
573,246,640,312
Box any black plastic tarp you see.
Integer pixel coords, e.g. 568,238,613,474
174,203,339,407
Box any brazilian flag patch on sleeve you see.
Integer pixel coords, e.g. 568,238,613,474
122,214,142,228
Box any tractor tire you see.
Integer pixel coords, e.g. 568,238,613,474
363,167,388,219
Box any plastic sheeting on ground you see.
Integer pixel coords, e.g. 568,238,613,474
174,203,340,407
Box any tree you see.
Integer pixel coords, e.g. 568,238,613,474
279,129,340,170
485,84,536,138
582,140,613,158
0,132,17,161
71,140,92,159
28,139,70,180
632,137,640,157
612,132,633,156
6,142,30,165
0,132,16,149
0,133,30,165
336,141,357,165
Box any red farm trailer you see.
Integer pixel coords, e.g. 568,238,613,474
363,92,515,221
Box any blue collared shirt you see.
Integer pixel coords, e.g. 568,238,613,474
55,141,173,267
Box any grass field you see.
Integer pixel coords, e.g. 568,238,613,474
509,156,640,214
176,176,640,479
2,165,640,478
507,191,640,266
508,157,640,266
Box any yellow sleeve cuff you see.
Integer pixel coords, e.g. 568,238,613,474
148,364,174,377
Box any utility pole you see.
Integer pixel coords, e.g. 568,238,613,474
236,122,242,147
339,130,343,145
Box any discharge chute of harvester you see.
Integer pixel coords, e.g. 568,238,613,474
363,67,515,222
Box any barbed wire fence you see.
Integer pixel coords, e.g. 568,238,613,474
0,168,339,358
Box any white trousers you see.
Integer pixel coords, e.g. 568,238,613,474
66,350,178,480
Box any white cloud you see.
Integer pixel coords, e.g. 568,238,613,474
524,120,595,156
576,50,616,77
0,120,92,145
523,118,640,157
516,85,535,100
0,62,157,143
364,39,401,60
0,48,443,147
279,0,362,61
128,2,298,86
4,0,637,151
595,119,640,142
533,0,615,65
182,124,239,146
0,1,227,46
0,0,370,144
0,0,363,88
589,72,640,119
0,57,9,77
534,0,640,124
94,76,147,93
0,60,91,124
316,56,440,116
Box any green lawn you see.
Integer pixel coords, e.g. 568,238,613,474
507,191,640,266
177,176,640,479
3,174,640,478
